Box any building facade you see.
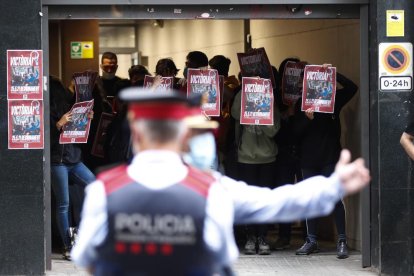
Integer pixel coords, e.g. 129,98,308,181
0,0,412,274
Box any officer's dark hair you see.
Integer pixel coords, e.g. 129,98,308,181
209,55,231,77
101,52,118,63
186,51,208,69
155,58,179,76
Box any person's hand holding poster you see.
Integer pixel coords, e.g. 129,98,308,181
301,64,337,113
73,71,98,102
240,77,274,125
59,100,94,144
237,47,275,88
282,61,307,106
8,100,44,149
187,68,220,117
143,75,174,92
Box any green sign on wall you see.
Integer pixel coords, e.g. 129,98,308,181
71,41,94,59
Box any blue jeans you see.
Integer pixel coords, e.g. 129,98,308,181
51,162,95,247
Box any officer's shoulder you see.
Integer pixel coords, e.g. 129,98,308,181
96,164,133,195
96,163,128,181
182,166,217,197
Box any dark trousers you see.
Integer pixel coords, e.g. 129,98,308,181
302,164,346,241
274,158,303,241
238,162,275,239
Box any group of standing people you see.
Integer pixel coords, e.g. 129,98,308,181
50,48,360,265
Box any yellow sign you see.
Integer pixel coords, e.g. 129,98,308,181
71,41,94,59
386,10,404,37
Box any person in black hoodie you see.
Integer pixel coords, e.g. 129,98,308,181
293,66,358,259
50,76,96,260
273,59,304,250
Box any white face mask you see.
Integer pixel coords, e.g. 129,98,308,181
183,132,217,171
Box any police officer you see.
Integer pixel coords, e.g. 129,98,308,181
71,88,370,275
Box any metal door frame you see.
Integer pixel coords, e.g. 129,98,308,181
42,1,371,269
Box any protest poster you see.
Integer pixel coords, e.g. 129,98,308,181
237,47,275,88
187,68,220,117
301,65,337,113
143,75,174,92
240,77,274,125
282,61,307,106
8,100,44,149
7,50,43,100
59,100,94,144
91,112,114,158
73,71,98,102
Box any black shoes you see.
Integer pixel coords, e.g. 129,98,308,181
337,240,349,259
244,236,271,255
69,227,78,247
62,227,78,261
257,237,271,255
62,246,72,261
244,236,257,255
296,238,349,258
296,239,319,255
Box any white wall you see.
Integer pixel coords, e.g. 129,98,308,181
137,19,245,77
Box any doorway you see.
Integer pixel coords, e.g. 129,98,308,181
42,2,370,269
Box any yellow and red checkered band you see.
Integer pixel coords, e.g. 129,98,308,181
128,102,195,120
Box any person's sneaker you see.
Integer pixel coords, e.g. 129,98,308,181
62,246,72,261
257,237,271,255
69,227,78,247
244,236,257,255
296,239,319,255
337,239,349,259
274,237,290,250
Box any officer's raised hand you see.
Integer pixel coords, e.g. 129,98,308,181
335,149,370,195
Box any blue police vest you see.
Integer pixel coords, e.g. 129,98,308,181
94,165,227,276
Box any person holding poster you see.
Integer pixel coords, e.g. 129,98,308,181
155,58,182,90
231,74,281,255
271,58,304,250
178,51,209,93
81,79,113,172
208,55,240,174
292,66,358,258
50,76,96,260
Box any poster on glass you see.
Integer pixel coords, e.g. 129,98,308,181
7,50,43,100
8,100,44,149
